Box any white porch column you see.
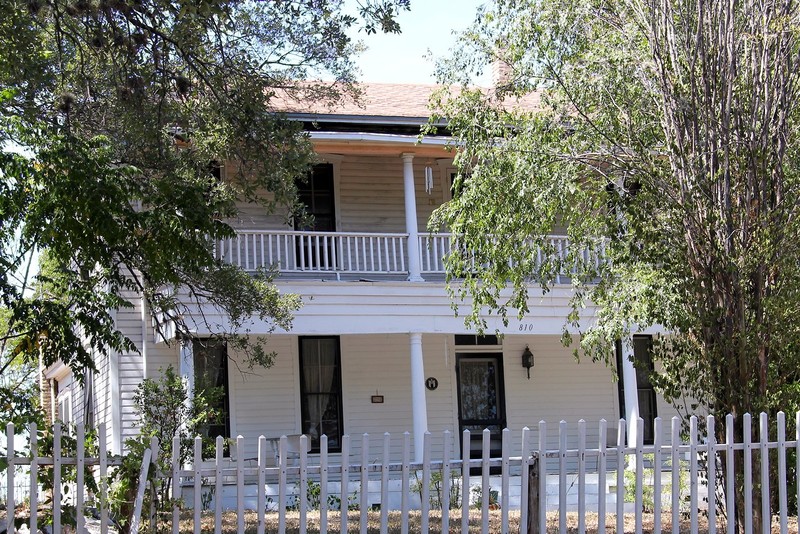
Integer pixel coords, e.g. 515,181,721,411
620,339,640,448
179,338,195,403
409,332,428,461
401,153,424,282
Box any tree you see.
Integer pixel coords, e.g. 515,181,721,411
430,0,800,528
0,0,410,379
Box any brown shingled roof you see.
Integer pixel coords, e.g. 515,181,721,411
272,82,541,119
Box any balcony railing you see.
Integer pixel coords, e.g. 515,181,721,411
216,230,604,280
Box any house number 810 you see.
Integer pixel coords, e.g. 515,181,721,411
519,324,534,332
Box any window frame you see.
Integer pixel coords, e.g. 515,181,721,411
298,336,344,453
616,335,658,445
192,338,231,441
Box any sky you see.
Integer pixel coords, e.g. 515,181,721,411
348,0,488,85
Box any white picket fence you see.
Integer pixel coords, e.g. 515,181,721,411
3,412,800,533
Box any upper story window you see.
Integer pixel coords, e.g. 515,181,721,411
295,163,336,232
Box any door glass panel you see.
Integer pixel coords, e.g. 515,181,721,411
457,355,505,460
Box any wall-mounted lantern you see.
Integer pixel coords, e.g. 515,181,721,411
522,345,534,380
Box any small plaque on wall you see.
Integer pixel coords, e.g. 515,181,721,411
426,377,438,391
371,395,384,404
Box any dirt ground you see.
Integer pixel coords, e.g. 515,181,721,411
183,510,800,533
3,510,798,532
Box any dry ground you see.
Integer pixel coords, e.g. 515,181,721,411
3,510,798,532
183,510,800,533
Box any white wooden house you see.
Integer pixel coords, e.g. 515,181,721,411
44,83,684,465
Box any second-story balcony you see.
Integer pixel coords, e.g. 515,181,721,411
216,230,605,282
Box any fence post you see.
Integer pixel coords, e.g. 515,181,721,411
130,447,154,534
527,454,539,534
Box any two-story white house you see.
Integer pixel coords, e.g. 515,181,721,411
45,82,681,466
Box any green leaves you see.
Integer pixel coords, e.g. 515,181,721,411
0,0,408,378
433,0,800,420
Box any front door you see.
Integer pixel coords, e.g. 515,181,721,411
456,354,506,463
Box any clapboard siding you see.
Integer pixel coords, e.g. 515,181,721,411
225,155,449,234
227,337,298,460
115,291,145,445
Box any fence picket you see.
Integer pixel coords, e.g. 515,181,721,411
53,422,62,534
462,429,471,533
577,420,586,534
401,432,410,534
193,437,202,534
130,445,153,534
320,435,329,534
77,423,86,534
442,430,452,534
237,435,246,534
300,434,308,534
172,435,181,534
258,436,268,532
559,420,567,534
671,417,679,534
278,435,288,534
707,415,716,534
635,417,644,534
726,414,735,534
360,433,369,534
502,427,511,534
690,416,698,534
481,428,490,534
759,412,770,534
598,420,607,534
520,426,530,534
215,436,224,534
29,423,38,534
616,420,625,534
6,423,14,534
778,412,788,534
422,431,432,534
744,413,753,534
380,433,390,534
340,434,350,534
538,421,547,534
653,417,662,534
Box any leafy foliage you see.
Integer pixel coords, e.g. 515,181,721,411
430,0,800,417
432,1,800,528
0,0,409,377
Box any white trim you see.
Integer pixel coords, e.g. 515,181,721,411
309,131,452,146
290,336,302,435
109,307,122,454
226,348,237,438
44,361,71,381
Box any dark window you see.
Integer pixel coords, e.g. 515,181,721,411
454,334,500,346
193,339,230,440
295,164,336,232
299,336,343,452
616,335,657,444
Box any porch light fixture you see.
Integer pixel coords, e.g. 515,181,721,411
522,345,534,380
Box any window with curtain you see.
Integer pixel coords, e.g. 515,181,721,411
193,338,230,440
299,336,343,451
